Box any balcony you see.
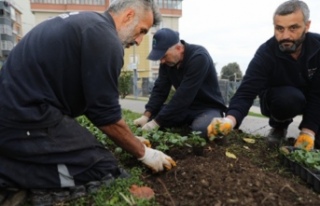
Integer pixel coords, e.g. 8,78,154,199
30,0,106,5
155,0,183,17
30,0,108,12
30,0,183,16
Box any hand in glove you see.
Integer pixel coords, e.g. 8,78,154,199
139,146,176,172
294,131,315,151
207,117,234,138
134,115,149,127
141,120,159,131
135,136,151,148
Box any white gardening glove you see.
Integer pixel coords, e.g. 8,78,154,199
141,120,159,131
134,136,151,148
138,146,176,173
133,115,149,127
207,117,235,138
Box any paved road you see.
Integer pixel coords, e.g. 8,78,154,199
119,98,301,138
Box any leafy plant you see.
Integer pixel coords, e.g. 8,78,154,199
185,131,206,147
118,71,133,99
134,127,205,152
289,149,320,171
76,115,113,146
91,168,156,206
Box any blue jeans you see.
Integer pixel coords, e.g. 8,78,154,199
154,107,223,138
189,109,223,138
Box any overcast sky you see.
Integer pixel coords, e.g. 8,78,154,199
178,0,320,75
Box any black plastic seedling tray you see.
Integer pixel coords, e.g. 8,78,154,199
280,146,320,193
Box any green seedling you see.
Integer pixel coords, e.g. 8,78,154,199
287,149,320,171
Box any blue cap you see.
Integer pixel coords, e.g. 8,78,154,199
147,28,180,61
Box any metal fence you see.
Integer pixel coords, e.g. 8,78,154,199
131,78,260,106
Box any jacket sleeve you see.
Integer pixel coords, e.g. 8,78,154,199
227,51,270,128
154,53,211,126
145,64,172,115
299,68,320,133
81,23,123,126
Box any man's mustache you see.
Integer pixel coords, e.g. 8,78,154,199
279,39,295,44
124,41,137,48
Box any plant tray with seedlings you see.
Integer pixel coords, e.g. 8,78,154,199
280,146,320,193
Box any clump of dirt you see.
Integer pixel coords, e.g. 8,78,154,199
140,131,320,206
129,184,155,200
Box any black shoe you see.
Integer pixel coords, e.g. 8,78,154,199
52,189,70,203
30,189,53,206
86,181,101,194
118,168,131,179
1,190,26,206
69,185,86,200
0,190,9,204
266,127,287,148
101,173,115,188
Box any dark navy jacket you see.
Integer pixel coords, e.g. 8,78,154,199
0,12,123,129
146,40,227,126
227,32,320,133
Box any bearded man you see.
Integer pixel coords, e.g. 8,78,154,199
207,0,320,151
0,0,176,204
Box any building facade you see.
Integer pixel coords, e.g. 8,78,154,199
30,0,183,95
0,0,23,66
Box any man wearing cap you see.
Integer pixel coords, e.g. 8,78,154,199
134,28,227,138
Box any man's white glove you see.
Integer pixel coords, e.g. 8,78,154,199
134,136,151,148
133,115,149,127
138,146,176,172
141,120,159,131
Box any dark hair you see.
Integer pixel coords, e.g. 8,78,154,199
273,0,310,23
107,0,162,26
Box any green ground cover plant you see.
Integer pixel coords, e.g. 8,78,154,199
22,109,207,206
21,109,320,205
281,147,320,171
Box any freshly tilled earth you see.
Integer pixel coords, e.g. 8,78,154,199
140,132,320,206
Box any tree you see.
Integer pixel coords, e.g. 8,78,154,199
118,71,133,99
220,62,243,81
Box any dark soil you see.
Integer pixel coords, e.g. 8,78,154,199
139,131,320,206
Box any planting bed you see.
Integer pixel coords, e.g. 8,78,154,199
125,132,320,206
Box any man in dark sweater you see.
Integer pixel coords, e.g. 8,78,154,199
207,0,320,151
134,28,227,138
0,0,176,204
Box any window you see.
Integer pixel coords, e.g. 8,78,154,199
152,60,160,67
130,54,139,64
154,0,182,9
1,40,14,51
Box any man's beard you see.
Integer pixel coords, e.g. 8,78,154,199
165,62,178,67
118,18,138,48
165,56,180,67
278,30,306,54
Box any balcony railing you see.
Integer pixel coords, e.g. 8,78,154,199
30,0,106,5
154,0,182,10
30,0,183,10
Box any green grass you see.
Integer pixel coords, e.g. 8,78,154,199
248,111,266,118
